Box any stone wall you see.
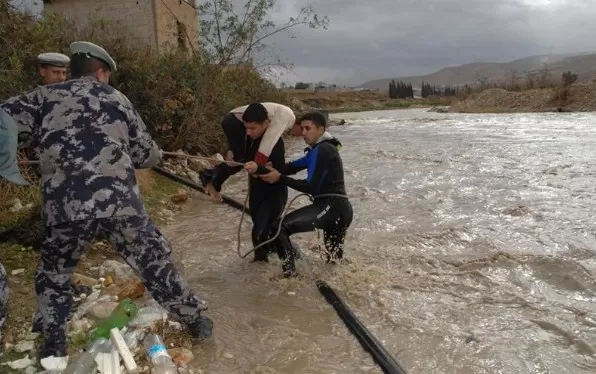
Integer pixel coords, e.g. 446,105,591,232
153,0,199,52
43,0,199,53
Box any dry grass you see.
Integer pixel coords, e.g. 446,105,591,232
288,89,447,113
0,154,41,234
136,169,156,196
0,244,40,346
451,83,596,113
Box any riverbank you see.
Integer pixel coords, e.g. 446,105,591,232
287,83,596,115
0,159,209,372
449,83,596,113
287,89,449,113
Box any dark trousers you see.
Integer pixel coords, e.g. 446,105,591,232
275,197,353,275
0,262,8,343
33,215,205,350
249,183,288,261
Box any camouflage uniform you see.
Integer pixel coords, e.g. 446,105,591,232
0,108,31,346
1,75,212,357
0,263,7,345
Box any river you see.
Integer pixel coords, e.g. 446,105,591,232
165,108,596,373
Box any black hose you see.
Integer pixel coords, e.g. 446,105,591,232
317,280,406,374
151,166,248,213
151,165,407,374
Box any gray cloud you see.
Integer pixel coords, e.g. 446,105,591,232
263,0,596,85
18,0,596,86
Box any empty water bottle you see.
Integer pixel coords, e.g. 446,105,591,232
124,329,146,353
63,337,108,374
129,302,168,328
143,333,177,374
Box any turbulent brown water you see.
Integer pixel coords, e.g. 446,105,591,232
165,108,596,373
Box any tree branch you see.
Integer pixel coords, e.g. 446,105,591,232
180,0,198,10
212,0,225,55
159,0,196,53
237,20,308,63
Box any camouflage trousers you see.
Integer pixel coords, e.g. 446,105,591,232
0,262,8,344
34,215,207,348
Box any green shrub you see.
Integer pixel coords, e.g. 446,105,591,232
0,0,290,155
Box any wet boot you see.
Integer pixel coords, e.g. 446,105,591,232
281,254,297,278
290,239,301,260
198,168,214,187
325,247,343,264
250,243,272,263
31,311,43,333
38,337,67,361
187,314,214,341
250,249,269,263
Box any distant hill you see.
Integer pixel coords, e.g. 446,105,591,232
359,52,596,91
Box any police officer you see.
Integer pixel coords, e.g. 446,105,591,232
1,41,213,365
0,108,31,346
23,53,70,173
37,52,70,85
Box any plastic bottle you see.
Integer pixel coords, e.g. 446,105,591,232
123,329,146,353
88,298,139,343
143,333,177,374
63,337,108,374
72,293,117,321
129,303,168,328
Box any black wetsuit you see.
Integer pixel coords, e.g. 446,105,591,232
200,113,288,261
274,135,353,276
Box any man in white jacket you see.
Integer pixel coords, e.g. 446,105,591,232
226,102,296,165
200,102,296,262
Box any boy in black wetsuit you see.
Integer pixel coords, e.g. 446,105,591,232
200,103,293,262
258,112,353,277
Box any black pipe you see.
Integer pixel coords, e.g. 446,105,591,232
317,280,406,374
152,166,248,213
151,165,407,374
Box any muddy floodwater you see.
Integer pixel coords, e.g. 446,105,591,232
165,108,596,373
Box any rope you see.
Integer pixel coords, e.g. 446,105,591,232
18,152,245,167
161,151,245,167
18,152,348,265
234,175,349,262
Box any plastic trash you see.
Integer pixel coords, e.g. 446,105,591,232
129,301,168,328
110,327,139,373
72,294,117,321
63,338,107,374
88,298,138,343
123,329,146,354
143,333,177,374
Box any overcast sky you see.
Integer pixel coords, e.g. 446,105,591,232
264,0,596,86
17,0,596,86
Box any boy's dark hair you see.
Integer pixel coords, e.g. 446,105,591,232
69,53,110,78
299,111,327,128
242,103,269,123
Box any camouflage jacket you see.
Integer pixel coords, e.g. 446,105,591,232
1,76,161,227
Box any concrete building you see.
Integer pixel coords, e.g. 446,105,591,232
42,0,199,53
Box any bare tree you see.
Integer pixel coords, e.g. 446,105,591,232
562,70,578,87
505,69,521,91
196,0,328,71
476,73,490,90
537,64,552,89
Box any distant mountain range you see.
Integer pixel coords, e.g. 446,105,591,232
358,52,596,91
